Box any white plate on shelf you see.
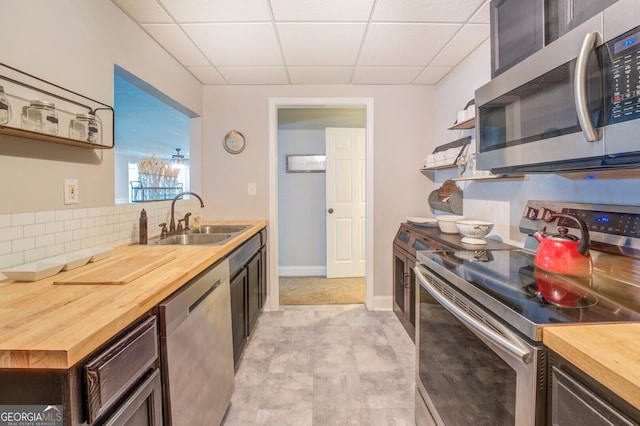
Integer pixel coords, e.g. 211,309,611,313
1,261,65,282
407,217,438,226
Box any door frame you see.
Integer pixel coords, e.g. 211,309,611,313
268,97,374,311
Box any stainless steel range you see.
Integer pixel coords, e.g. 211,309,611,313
415,201,640,426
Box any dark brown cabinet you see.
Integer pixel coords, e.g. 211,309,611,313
490,0,544,77
548,351,640,425
0,314,162,426
546,0,619,44
229,228,268,368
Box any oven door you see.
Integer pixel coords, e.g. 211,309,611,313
415,265,546,426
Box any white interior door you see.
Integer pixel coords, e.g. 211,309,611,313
325,127,366,278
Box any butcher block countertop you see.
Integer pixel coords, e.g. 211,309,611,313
0,220,266,370
544,323,640,410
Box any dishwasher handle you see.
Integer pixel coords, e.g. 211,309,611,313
189,279,221,313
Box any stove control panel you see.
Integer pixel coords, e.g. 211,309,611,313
520,200,640,256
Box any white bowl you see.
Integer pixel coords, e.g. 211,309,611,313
436,215,466,234
47,251,92,271
1,261,65,282
456,220,494,244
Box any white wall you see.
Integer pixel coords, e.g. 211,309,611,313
0,0,202,214
434,39,640,246
278,129,326,275
202,85,436,300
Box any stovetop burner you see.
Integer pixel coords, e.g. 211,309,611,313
417,248,640,341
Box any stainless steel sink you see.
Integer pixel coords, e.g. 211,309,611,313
152,233,234,246
190,224,251,234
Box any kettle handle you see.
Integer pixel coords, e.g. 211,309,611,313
551,214,591,256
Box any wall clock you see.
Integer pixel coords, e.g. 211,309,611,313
223,130,246,154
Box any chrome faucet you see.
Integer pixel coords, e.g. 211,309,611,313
170,192,205,232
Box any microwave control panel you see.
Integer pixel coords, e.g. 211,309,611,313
606,25,640,125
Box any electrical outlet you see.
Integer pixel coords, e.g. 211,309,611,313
64,179,79,204
248,182,257,196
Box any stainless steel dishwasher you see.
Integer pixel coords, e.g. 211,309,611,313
158,258,234,426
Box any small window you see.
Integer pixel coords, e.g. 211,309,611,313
114,65,196,204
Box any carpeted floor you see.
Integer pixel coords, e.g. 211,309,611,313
279,276,365,305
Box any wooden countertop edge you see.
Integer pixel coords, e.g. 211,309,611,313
543,323,640,410
0,220,267,370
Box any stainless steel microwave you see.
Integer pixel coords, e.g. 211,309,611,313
476,0,640,174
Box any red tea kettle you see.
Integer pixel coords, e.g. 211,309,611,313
533,213,593,276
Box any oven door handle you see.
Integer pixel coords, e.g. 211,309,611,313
574,31,601,142
416,267,533,364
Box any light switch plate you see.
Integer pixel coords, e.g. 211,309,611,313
248,182,256,196
64,179,79,204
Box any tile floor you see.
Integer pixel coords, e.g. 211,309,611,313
223,304,416,426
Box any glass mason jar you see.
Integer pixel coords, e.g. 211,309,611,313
69,112,101,143
0,85,11,125
24,100,58,135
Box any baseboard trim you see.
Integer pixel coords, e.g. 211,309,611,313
279,266,327,276
372,296,393,311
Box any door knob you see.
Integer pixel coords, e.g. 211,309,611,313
328,208,334,214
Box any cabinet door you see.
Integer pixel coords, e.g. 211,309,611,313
491,0,544,77
259,245,267,310
392,247,415,341
246,253,261,336
546,0,618,44
551,366,638,425
230,269,247,367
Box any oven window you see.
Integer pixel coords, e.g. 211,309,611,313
418,285,517,424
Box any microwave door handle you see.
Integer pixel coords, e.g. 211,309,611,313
574,32,601,142
416,266,533,364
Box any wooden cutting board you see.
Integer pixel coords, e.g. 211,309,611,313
54,250,176,285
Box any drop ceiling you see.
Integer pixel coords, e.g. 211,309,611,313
112,0,490,85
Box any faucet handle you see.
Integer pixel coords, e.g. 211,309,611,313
159,223,168,239
183,212,192,231
177,219,185,232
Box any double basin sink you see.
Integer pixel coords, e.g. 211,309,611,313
150,224,251,246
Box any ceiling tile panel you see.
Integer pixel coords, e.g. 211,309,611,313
217,67,289,84
470,1,490,24
374,0,486,23
359,23,460,66
430,23,489,67
112,0,172,22
270,0,375,22
352,66,423,84
142,24,210,66
288,67,354,84
158,0,271,22
277,23,366,66
187,67,227,84
413,66,453,84
183,23,282,66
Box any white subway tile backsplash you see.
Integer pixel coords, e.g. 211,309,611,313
72,209,88,219
11,212,35,226
64,219,81,231
55,210,73,221
36,234,56,248
46,222,65,235
35,211,55,224
1,199,203,272
24,247,47,263
1,227,24,242
24,224,46,238
12,237,35,252
0,241,11,256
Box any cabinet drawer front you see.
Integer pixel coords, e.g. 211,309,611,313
85,316,158,423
